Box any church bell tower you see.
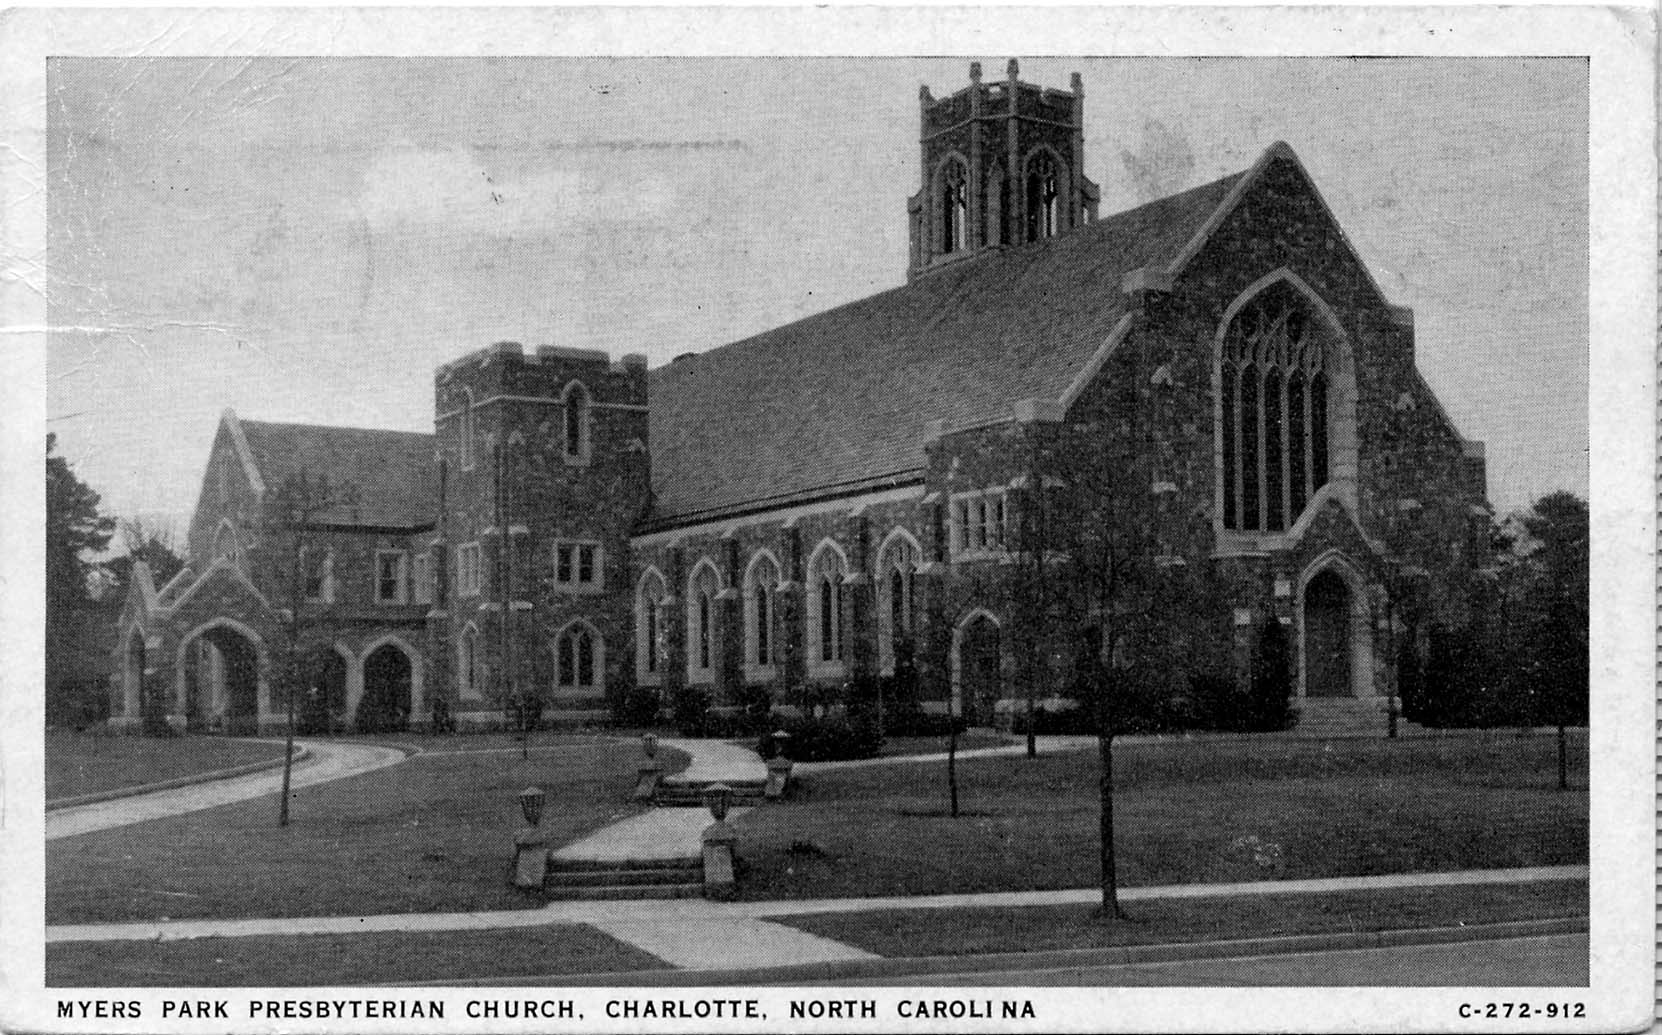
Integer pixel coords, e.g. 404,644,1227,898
907,59,1101,280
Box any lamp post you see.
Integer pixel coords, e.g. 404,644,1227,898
511,786,549,889
519,786,545,827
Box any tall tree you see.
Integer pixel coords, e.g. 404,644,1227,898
46,434,114,614
1516,491,1588,789
1006,409,1201,919
262,470,358,827
45,434,116,721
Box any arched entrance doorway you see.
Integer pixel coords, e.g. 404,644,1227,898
953,613,1002,725
300,649,349,735
357,643,413,733
1303,569,1355,697
179,623,263,735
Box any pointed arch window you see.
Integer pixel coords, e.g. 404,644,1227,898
562,382,590,463
805,543,846,673
555,623,600,691
1220,286,1332,533
458,624,482,700
460,388,476,470
686,562,721,684
875,532,919,675
636,569,665,683
743,553,780,677
940,158,968,255
1025,151,1061,242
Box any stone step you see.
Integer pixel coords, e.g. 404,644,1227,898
542,882,706,901
546,855,702,873
545,865,703,888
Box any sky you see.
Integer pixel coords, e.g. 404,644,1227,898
45,56,1589,544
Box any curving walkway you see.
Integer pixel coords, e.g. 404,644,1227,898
550,737,766,863
45,739,409,841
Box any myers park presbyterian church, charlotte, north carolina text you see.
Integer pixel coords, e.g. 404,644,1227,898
111,61,1489,737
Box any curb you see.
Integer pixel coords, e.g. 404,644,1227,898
46,743,310,812
396,916,1588,987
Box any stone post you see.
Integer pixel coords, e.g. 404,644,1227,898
511,786,549,890
700,783,739,900
633,733,663,801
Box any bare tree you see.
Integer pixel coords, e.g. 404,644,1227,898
1010,402,1201,919
262,470,358,828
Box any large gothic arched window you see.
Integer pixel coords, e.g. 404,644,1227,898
1220,284,1331,533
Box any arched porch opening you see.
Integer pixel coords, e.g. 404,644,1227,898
1297,554,1374,700
357,641,415,733
177,620,265,736
950,610,1002,725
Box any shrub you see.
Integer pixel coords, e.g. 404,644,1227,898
604,673,661,728
1244,618,1294,732
883,709,967,737
768,713,883,762
46,679,109,731
671,684,711,736
843,675,886,753
1008,702,1098,736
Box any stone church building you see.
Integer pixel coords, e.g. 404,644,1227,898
113,62,1489,736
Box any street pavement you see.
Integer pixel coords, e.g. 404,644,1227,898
816,933,1590,987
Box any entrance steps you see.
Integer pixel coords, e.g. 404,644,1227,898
654,778,768,808
1292,697,1426,739
542,855,705,901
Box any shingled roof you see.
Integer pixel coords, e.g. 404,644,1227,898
235,418,436,528
646,167,1247,524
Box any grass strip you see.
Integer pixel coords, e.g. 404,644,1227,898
48,739,656,924
738,734,1587,901
47,733,288,801
771,880,1587,959
47,924,668,987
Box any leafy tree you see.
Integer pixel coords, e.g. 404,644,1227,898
45,434,116,725
106,516,187,599
1514,491,1588,788
262,470,358,827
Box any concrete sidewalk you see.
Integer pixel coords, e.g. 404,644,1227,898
659,737,768,785
549,737,767,863
46,740,409,841
47,864,1588,946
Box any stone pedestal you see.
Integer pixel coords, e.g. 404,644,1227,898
701,819,739,900
764,756,793,800
512,827,549,889
633,760,664,801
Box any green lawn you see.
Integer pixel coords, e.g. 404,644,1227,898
774,880,1587,958
47,923,668,987
47,738,678,924
737,732,1588,901
47,930,668,990
46,732,289,802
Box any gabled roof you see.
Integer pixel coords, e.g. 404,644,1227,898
646,167,1248,524
231,415,436,528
